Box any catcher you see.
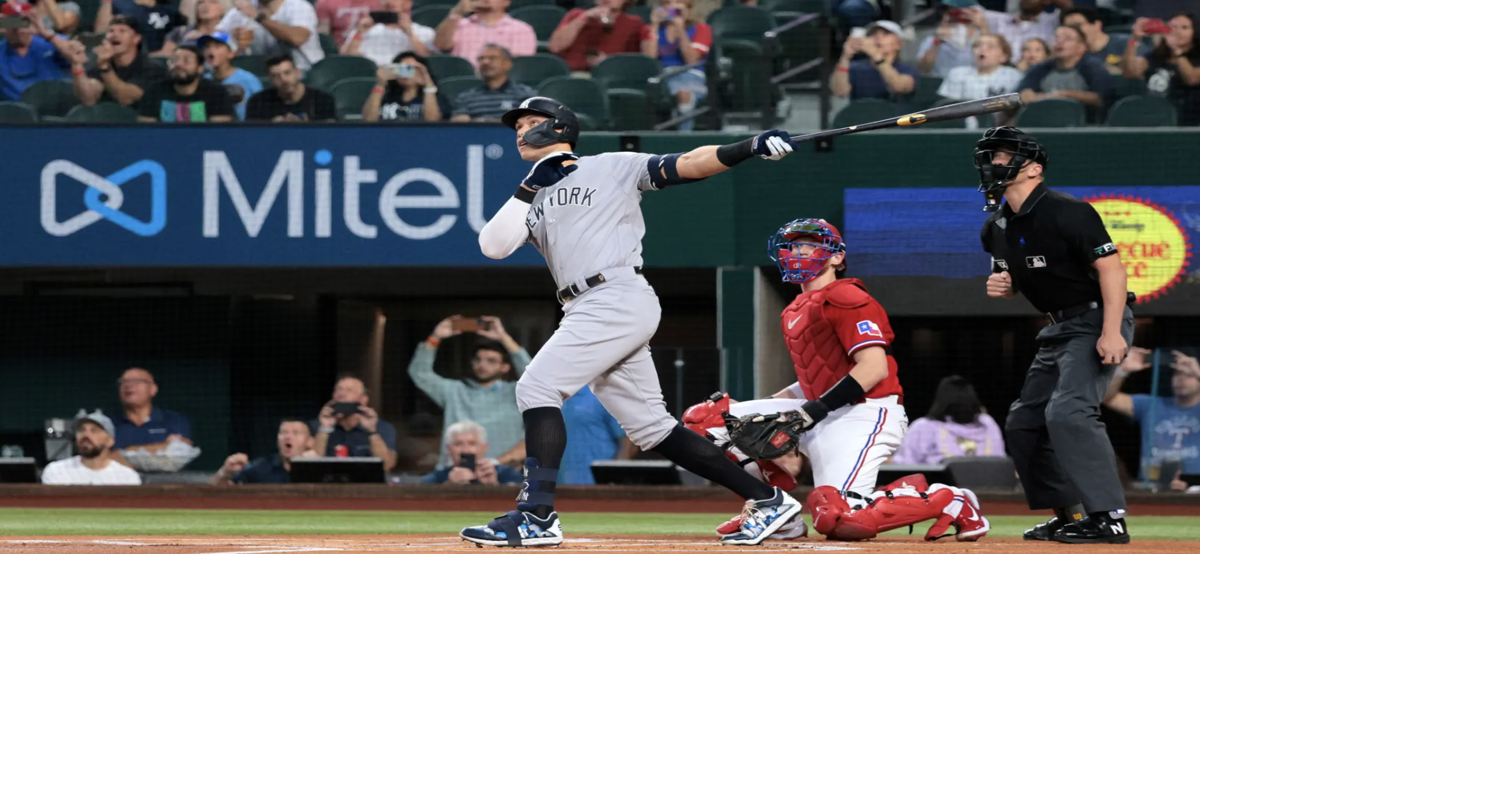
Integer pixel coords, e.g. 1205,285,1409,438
684,218,990,543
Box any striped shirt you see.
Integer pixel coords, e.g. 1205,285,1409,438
451,79,538,120
445,14,538,68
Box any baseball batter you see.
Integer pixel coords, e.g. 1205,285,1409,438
685,219,990,543
459,97,804,548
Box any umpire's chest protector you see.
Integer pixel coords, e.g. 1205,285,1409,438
781,279,870,401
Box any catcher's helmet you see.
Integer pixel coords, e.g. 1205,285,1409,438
501,97,581,149
973,126,1048,212
768,218,846,284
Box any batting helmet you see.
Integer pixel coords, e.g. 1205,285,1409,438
973,126,1048,212
768,218,845,284
501,96,581,149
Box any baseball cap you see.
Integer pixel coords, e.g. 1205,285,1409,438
73,409,116,440
869,20,902,36
1,2,33,15
196,30,238,53
0,2,32,27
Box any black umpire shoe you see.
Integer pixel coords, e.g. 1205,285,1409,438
1022,517,1067,541
1053,515,1131,545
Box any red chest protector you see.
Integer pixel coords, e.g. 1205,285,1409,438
781,278,901,403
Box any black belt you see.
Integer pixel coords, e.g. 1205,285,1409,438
1045,292,1136,324
557,266,641,303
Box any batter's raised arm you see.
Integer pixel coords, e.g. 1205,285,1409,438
665,130,799,182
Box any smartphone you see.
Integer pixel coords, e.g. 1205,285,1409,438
665,7,680,17
332,401,361,417
1142,18,1171,35
79,32,107,46
848,26,866,39
370,10,398,24
395,62,416,78
452,316,481,332
459,453,477,472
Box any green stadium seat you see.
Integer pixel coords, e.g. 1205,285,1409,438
438,75,483,104
231,55,267,76
329,76,378,119
589,53,662,93
1112,77,1145,98
709,6,774,43
512,6,566,44
411,5,449,28
765,0,829,13
714,38,769,111
606,88,654,131
572,111,602,131
510,53,570,90
508,0,559,8
63,102,140,123
1105,95,1177,127
424,53,475,82
536,76,608,126
914,74,943,107
319,32,337,57
831,98,899,129
20,79,81,119
1014,97,1085,127
306,55,378,91
411,0,451,8
0,101,39,124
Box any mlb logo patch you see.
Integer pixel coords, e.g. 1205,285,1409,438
1025,256,1047,268
856,320,883,338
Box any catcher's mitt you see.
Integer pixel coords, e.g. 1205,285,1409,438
724,412,807,461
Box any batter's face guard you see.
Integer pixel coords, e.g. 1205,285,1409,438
974,126,1048,212
501,97,580,157
768,218,846,283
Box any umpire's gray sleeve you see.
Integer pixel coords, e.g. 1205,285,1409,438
479,193,533,259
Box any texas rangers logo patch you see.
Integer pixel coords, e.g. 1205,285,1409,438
856,320,883,337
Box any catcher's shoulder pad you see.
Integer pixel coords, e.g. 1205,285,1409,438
823,278,872,309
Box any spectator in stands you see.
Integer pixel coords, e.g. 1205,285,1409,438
892,375,1005,465
831,20,916,108
408,314,531,472
937,32,1020,125
42,411,142,486
34,0,79,35
831,0,876,32
316,0,379,46
110,368,194,452
984,0,1064,59
0,3,70,102
137,43,236,120
362,49,446,119
161,0,227,55
340,0,433,66
548,0,642,72
211,419,318,485
641,0,710,132
1121,12,1197,125
1017,23,1110,119
1062,6,1133,75
1104,347,1199,491
558,385,635,485
435,0,536,69
450,43,533,120
65,15,166,108
217,0,324,68
1015,36,1047,73
245,52,336,119
915,0,989,78
421,421,521,485
197,31,261,118
314,374,398,470
95,0,186,56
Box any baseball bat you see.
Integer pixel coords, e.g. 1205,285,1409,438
790,93,1023,143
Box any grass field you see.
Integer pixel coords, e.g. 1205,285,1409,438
0,508,1200,540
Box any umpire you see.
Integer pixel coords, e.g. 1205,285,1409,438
976,126,1136,545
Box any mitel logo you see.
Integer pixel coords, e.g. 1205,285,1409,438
41,159,167,237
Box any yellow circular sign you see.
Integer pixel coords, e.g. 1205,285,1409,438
1085,195,1192,303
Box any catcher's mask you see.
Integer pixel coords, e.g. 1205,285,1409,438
768,218,845,284
500,96,581,150
974,126,1048,212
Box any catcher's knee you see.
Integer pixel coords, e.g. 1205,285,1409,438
807,486,877,541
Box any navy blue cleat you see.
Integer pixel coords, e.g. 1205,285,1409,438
461,510,563,548
720,488,804,546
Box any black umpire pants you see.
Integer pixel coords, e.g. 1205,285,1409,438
1005,307,1134,514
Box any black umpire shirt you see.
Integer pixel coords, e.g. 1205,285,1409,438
980,182,1119,314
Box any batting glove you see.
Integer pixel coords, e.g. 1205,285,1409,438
751,130,797,161
522,152,580,191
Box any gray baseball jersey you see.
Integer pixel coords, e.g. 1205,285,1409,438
523,152,657,287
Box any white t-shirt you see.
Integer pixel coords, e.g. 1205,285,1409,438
346,23,438,66
938,65,1022,128
219,0,326,70
41,456,143,486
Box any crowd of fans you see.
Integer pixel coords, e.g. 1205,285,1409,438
4,0,1198,127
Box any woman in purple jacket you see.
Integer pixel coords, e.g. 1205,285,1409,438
893,375,1006,464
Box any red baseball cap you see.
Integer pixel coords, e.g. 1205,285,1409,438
0,2,35,16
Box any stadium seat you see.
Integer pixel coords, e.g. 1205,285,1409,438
329,76,378,119
411,5,448,28
508,0,559,8
1113,76,1145,98
715,38,770,112
831,98,900,129
20,79,80,119
536,76,608,127
764,0,829,13
513,6,566,45
424,53,476,82
572,111,602,131
438,75,483,104
0,101,39,124
606,89,654,131
231,55,267,76
1014,97,1085,127
914,74,943,107
943,455,1019,490
319,32,337,57
63,102,140,123
709,6,775,43
590,53,663,93
307,55,379,91
1105,95,1177,127
510,53,571,91
411,0,450,7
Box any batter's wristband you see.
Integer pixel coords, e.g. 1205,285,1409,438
514,186,537,204
716,138,754,167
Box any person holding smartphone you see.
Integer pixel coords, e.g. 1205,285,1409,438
409,314,531,473
831,20,917,109
216,0,324,69
641,0,710,131
420,421,521,486
1,3,73,101
1121,12,1197,125
362,49,447,119
339,0,432,66
915,0,988,78
314,375,398,470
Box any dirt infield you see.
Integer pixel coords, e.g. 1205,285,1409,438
0,534,1198,554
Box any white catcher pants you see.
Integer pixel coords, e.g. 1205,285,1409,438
713,395,909,499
